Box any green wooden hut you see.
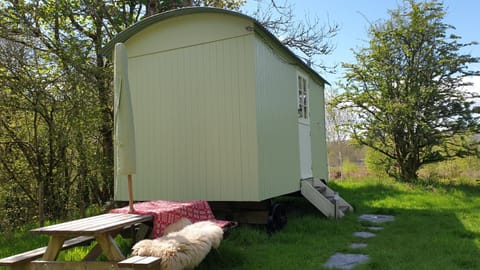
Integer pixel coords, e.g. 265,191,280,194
104,7,352,220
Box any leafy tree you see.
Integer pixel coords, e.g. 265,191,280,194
0,0,245,225
338,0,479,181
146,0,245,15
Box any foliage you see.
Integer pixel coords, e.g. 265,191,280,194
0,0,247,226
364,147,394,178
340,159,359,177
418,156,480,181
337,0,480,182
144,0,245,16
0,0,136,225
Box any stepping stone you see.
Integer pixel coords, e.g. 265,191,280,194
324,253,369,270
367,226,384,231
359,214,395,223
354,231,376,238
350,243,368,249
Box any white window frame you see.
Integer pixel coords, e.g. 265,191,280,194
297,72,310,124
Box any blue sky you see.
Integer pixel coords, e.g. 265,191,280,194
241,0,480,90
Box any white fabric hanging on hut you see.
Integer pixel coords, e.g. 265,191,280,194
114,43,136,213
114,43,136,176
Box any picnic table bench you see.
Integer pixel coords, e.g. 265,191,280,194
0,213,157,270
0,236,95,269
1,201,236,269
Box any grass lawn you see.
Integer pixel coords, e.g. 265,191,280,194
1,177,479,269
199,178,480,269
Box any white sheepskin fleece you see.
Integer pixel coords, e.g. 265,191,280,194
163,217,192,236
131,221,224,270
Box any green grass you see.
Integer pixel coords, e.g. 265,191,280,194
199,177,480,269
335,178,480,270
198,197,363,270
2,177,480,269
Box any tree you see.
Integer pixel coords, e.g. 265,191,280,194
325,86,356,177
338,0,480,181
0,0,246,225
146,0,245,15
0,1,147,224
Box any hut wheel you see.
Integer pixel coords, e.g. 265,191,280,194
267,203,287,234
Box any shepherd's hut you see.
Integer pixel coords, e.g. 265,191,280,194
103,7,352,223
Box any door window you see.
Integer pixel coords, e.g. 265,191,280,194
297,74,309,120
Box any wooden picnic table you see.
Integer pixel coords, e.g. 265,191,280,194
25,213,153,270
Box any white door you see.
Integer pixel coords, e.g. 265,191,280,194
297,73,312,179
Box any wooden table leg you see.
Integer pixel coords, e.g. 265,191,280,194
83,243,102,261
95,233,125,261
42,235,66,261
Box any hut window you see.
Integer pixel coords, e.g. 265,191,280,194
297,74,309,120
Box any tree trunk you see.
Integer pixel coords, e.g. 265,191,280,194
399,158,419,182
98,74,114,202
38,179,45,227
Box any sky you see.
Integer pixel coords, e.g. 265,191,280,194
241,0,480,93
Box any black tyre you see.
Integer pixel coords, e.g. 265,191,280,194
267,203,287,234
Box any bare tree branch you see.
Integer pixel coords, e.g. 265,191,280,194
249,0,339,72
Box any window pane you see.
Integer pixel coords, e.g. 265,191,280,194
297,75,309,120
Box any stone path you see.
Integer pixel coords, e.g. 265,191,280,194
367,226,384,231
323,214,395,269
359,214,395,223
349,243,368,249
324,253,370,270
353,231,376,238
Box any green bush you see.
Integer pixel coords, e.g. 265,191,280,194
364,148,392,178
341,159,358,177
418,157,480,181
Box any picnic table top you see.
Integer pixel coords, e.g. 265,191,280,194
30,213,152,236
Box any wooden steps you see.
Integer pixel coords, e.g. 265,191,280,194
300,179,353,219
315,185,327,193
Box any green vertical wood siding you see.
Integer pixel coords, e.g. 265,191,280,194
254,37,301,200
309,82,329,181
115,15,258,201
113,9,329,202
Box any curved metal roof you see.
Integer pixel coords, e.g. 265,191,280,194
102,7,329,85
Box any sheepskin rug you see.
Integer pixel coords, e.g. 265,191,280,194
131,221,224,270
163,218,192,236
